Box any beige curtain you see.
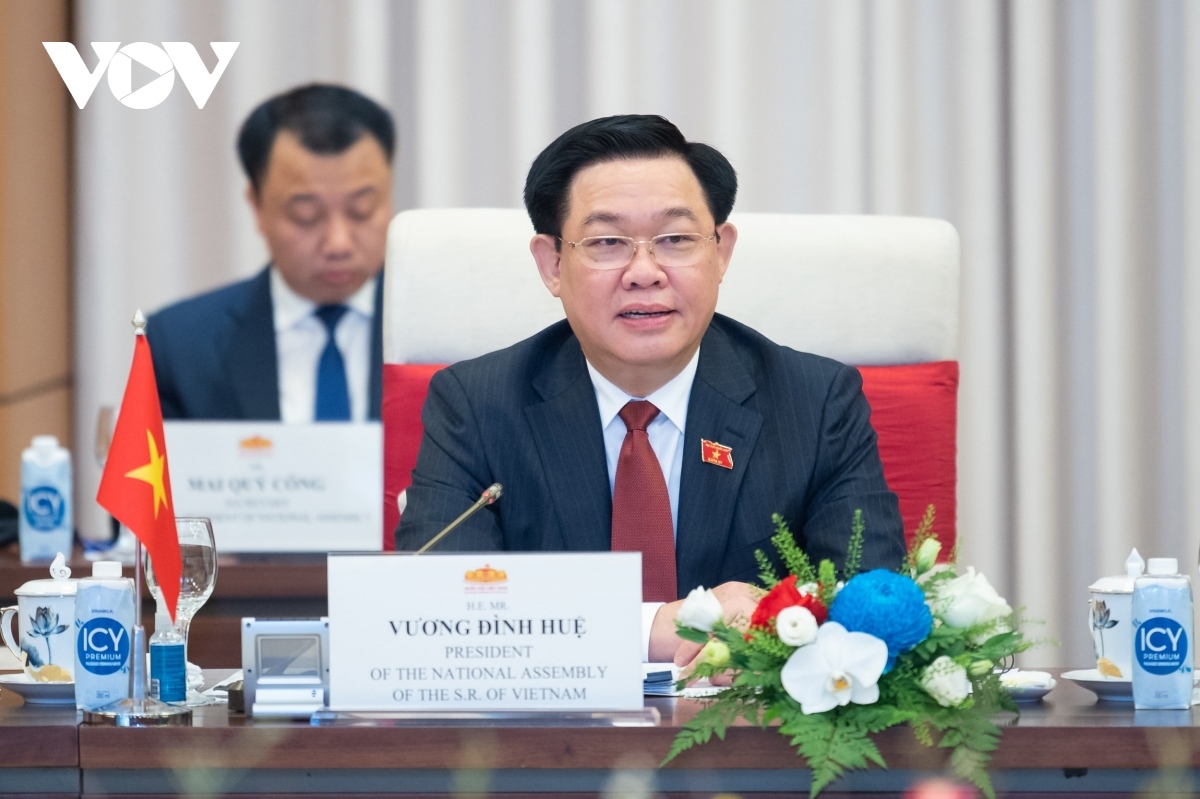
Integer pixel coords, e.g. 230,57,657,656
73,0,1200,668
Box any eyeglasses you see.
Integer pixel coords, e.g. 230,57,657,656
560,232,718,270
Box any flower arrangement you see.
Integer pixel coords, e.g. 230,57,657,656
664,508,1028,798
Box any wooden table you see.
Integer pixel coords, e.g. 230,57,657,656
0,547,325,667
2,670,1200,798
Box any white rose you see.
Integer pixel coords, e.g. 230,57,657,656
920,656,972,708
935,567,1012,629
677,586,723,632
776,605,819,646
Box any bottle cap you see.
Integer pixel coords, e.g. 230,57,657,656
31,435,59,449
91,561,123,579
1147,557,1179,576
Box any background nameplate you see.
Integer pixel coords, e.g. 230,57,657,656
164,421,383,553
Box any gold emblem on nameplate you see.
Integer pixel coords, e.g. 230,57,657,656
464,565,507,583
238,435,273,456
464,564,508,594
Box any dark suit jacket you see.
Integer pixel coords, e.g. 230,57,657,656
145,267,383,420
396,314,905,596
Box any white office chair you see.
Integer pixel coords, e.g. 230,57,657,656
381,209,960,549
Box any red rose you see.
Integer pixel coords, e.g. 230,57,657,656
795,591,828,625
750,575,828,630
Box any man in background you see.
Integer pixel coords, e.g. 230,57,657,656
147,84,394,422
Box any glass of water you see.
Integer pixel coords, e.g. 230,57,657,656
144,517,217,706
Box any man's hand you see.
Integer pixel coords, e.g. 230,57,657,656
647,581,760,665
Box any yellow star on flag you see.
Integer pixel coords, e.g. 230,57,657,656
125,430,169,518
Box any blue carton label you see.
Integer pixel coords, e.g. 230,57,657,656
1135,616,1189,675
24,486,65,531
77,617,130,675
151,642,187,702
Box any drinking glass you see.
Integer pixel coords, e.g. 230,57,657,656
144,517,218,706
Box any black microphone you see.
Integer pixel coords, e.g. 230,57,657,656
413,483,503,555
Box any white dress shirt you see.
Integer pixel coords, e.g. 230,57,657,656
270,267,375,423
585,349,701,661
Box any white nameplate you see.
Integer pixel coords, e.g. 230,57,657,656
327,552,643,711
164,421,383,553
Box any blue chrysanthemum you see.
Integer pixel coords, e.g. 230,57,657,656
829,569,932,672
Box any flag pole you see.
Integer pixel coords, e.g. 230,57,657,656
83,312,191,727
130,538,146,702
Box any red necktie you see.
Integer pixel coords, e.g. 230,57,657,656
610,400,677,602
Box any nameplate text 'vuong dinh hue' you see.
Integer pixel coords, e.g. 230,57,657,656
327,552,642,711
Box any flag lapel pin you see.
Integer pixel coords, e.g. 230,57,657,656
701,439,734,469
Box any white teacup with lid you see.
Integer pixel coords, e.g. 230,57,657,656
0,552,77,681
1088,548,1144,680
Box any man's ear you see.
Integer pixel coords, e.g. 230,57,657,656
715,222,738,281
531,234,563,297
245,184,267,238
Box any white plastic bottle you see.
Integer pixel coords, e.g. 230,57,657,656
74,561,135,711
1131,557,1194,709
149,612,186,703
19,435,73,563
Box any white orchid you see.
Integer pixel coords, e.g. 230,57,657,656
676,586,724,632
780,622,888,714
776,605,819,647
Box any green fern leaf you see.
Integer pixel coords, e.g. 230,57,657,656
755,548,780,587
770,513,817,584
950,744,996,799
844,509,864,579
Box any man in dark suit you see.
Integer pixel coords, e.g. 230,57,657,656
396,115,905,663
147,84,393,422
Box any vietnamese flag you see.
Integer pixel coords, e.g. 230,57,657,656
97,331,182,622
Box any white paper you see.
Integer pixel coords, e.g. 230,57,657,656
328,552,643,711
164,421,383,553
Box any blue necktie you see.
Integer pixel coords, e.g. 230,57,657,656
314,305,351,421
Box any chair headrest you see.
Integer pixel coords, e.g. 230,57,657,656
384,210,959,365
718,214,959,364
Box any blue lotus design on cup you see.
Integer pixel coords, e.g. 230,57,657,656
20,639,44,668
27,606,68,663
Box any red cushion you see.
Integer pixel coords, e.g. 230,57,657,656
382,364,446,549
383,361,959,555
858,361,958,556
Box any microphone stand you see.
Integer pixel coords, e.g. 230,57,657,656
414,484,502,555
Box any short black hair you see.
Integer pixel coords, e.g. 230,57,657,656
523,114,737,240
237,83,395,192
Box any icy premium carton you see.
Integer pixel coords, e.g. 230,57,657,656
74,561,134,711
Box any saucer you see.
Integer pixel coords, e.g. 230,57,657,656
1061,668,1132,701
0,673,76,705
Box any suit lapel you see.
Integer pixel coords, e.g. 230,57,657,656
367,270,384,420
524,331,612,552
226,268,281,420
676,323,762,593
